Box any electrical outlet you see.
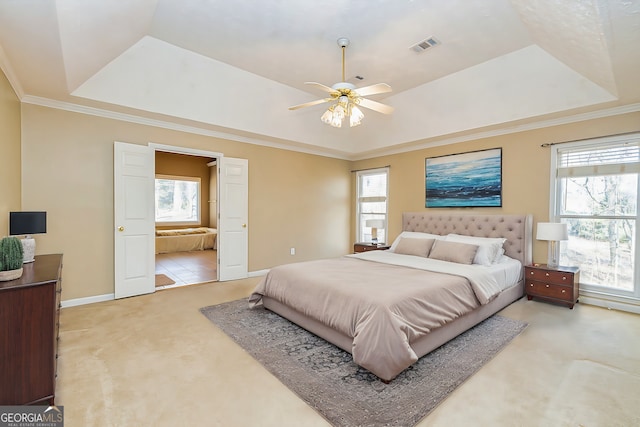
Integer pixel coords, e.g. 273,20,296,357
290,247,296,255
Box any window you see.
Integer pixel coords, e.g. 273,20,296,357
155,175,201,225
551,134,639,301
356,168,389,244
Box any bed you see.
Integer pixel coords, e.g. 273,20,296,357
155,227,217,254
249,213,532,381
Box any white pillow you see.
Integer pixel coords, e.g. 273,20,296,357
389,231,444,252
445,234,506,266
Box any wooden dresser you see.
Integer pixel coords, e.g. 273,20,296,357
525,264,579,309
0,254,63,405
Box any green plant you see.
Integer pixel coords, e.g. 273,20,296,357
0,237,24,271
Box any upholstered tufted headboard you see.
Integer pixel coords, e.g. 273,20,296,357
402,212,533,266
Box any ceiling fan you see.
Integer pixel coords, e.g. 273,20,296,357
289,37,394,128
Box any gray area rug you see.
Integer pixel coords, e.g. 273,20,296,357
200,300,527,427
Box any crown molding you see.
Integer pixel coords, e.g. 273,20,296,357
17,95,640,163
19,95,353,160
352,103,640,160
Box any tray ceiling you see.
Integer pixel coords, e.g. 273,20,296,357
0,0,638,159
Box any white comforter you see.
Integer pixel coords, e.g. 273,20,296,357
348,250,508,304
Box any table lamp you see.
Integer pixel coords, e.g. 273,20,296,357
9,211,47,263
536,222,568,268
365,219,385,244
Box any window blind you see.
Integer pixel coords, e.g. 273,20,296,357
557,141,640,178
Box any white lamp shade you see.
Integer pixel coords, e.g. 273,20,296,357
365,219,385,229
536,222,568,241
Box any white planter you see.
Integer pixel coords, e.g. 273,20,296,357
0,267,23,281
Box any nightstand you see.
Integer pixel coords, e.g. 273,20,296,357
524,264,580,309
354,242,391,253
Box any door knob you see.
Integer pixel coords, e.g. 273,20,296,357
118,226,125,232
242,224,247,228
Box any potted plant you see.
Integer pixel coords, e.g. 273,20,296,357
0,236,24,281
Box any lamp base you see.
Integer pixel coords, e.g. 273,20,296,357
371,227,378,245
547,240,559,269
21,237,36,263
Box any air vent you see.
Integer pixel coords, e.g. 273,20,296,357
410,36,440,53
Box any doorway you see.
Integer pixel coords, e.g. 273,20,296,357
114,141,248,299
153,150,218,290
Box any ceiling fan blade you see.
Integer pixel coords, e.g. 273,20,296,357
288,98,331,110
354,83,392,97
357,98,394,114
304,82,338,95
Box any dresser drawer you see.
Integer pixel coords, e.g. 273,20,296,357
526,280,573,302
526,268,574,285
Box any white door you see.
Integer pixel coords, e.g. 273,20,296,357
114,142,155,298
218,157,248,281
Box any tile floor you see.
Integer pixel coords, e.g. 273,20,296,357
155,249,217,289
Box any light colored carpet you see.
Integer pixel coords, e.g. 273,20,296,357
540,359,640,426
201,300,528,427
155,274,175,287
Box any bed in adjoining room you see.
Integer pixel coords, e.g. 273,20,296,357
155,227,217,254
249,212,532,381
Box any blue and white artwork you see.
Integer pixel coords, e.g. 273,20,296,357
425,148,502,207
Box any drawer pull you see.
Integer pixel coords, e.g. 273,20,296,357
530,284,534,287
562,290,566,293
545,284,550,288
562,276,567,280
545,273,550,277
530,271,534,275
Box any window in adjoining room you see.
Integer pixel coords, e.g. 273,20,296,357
155,175,201,225
551,133,639,302
356,167,389,244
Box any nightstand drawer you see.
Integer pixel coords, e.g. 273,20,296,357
354,243,390,253
526,280,573,302
524,265,580,309
526,268,574,285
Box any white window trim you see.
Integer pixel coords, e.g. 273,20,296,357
549,133,640,311
155,174,202,226
356,167,389,243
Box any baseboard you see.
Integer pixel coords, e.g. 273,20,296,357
61,270,268,307
249,269,269,278
579,294,640,315
61,293,114,308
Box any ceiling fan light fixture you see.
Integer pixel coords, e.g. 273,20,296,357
291,37,393,128
330,110,343,128
320,106,334,125
350,105,364,127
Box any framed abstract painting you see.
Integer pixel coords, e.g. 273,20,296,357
425,148,502,208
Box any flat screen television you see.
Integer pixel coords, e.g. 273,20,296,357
9,211,47,236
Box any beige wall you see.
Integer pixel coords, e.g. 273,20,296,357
20,104,351,301
351,111,640,264
6,64,639,302
155,151,213,229
0,69,21,235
